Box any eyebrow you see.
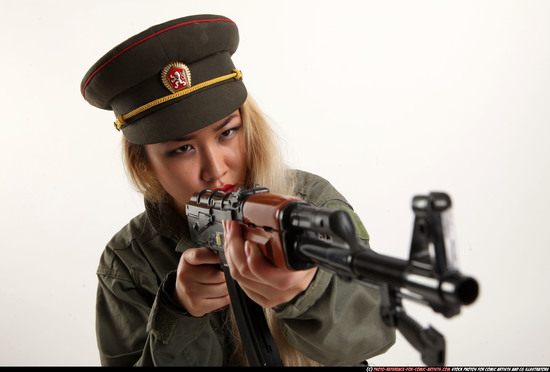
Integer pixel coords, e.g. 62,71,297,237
170,113,240,143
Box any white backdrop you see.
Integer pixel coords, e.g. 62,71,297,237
1,0,548,366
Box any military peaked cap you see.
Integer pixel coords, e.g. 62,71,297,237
80,14,247,144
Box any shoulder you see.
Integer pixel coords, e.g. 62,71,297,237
97,211,164,281
292,169,370,241
292,169,351,209
105,211,158,252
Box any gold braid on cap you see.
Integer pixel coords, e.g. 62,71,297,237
114,69,243,131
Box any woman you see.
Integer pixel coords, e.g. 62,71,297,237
81,14,395,366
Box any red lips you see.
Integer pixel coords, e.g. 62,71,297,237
214,184,235,193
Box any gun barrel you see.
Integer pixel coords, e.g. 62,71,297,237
300,243,478,315
438,273,478,306
352,249,479,314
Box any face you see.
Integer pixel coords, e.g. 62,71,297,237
144,110,247,216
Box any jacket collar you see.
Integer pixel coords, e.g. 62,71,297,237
145,197,188,240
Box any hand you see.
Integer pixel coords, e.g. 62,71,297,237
172,247,230,317
223,220,318,308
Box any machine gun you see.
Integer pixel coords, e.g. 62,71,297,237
185,186,479,366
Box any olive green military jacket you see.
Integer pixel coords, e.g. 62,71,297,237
95,170,395,366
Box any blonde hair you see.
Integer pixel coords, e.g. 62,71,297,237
122,135,166,203
226,308,322,366
122,96,294,200
240,96,295,195
122,95,320,366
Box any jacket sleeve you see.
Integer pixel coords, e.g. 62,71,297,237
274,269,395,365
272,200,396,366
96,247,224,366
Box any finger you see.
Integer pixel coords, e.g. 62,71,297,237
175,266,230,316
182,246,221,266
223,220,250,276
244,240,292,289
237,276,301,309
177,252,225,287
184,292,230,317
235,283,271,306
193,264,226,285
196,282,229,300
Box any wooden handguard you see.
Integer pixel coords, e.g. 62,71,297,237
240,193,302,269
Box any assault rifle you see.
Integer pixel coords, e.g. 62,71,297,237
185,186,479,366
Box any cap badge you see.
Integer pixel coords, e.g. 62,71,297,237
161,62,192,93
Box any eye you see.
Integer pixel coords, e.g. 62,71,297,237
169,144,193,155
220,126,240,140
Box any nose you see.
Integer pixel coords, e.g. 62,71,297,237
200,146,228,184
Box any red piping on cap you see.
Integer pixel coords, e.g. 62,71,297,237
81,18,235,98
